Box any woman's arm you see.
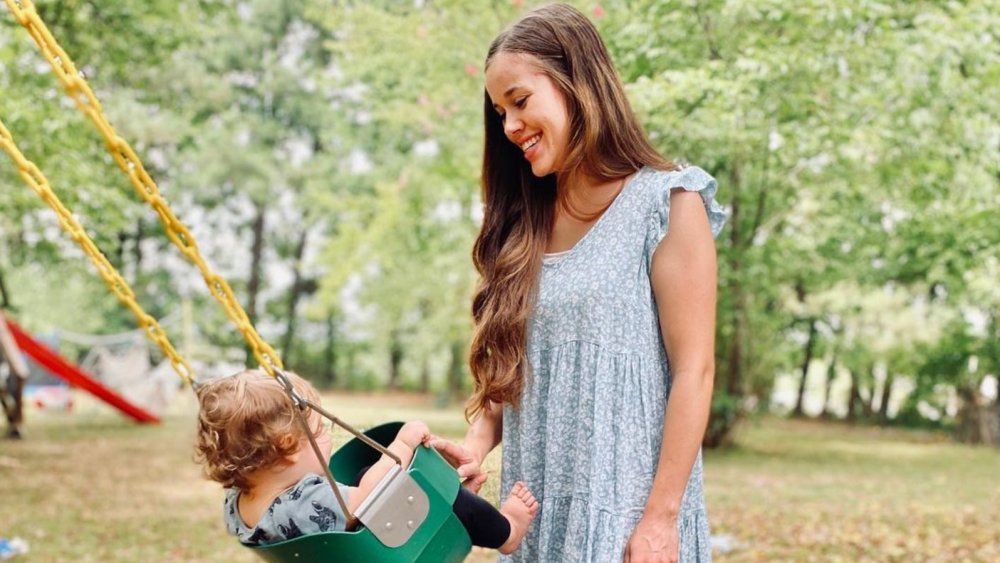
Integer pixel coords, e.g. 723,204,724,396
625,189,717,563
464,400,504,465
430,401,502,492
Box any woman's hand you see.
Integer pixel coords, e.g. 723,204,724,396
429,439,489,493
623,513,679,563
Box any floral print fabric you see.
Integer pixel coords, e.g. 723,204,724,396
500,165,727,562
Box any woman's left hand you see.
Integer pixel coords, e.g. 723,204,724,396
623,513,679,563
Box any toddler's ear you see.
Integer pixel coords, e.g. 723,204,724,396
277,433,300,457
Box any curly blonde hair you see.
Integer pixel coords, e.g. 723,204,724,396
194,369,320,491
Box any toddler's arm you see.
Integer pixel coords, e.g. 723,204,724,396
346,421,430,512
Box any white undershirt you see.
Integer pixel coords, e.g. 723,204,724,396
542,249,572,265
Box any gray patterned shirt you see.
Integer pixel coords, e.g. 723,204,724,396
224,473,350,546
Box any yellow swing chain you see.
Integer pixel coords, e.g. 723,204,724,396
2,0,283,377
0,120,196,387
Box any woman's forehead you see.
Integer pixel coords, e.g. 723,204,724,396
485,53,546,100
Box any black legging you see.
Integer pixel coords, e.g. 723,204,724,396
352,465,510,549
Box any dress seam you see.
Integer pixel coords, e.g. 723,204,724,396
534,338,665,362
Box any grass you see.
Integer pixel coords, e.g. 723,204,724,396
1,392,998,562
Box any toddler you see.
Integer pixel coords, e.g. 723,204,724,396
194,370,538,553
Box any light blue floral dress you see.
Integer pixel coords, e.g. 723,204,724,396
500,165,727,562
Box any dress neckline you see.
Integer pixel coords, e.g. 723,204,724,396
542,167,646,268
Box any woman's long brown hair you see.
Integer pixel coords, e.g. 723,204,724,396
467,3,678,421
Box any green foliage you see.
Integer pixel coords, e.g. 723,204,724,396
1,0,997,442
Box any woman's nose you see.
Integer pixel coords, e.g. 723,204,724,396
504,114,523,139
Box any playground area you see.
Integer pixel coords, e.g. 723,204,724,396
1,0,998,561
0,389,997,562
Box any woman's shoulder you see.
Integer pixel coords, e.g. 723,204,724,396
637,163,728,240
636,164,718,197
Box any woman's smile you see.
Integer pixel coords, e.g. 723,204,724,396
521,133,542,160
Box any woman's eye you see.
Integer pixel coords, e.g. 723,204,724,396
514,96,527,109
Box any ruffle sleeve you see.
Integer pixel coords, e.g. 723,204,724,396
644,165,728,269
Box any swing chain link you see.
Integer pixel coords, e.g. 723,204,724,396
0,120,195,387
2,0,283,379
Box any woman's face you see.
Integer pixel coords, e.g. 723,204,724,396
485,52,571,178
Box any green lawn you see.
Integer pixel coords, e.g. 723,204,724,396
1,391,997,562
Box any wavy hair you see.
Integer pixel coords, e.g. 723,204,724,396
194,370,320,491
467,3,677,420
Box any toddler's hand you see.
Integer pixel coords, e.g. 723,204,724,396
398,420,431,448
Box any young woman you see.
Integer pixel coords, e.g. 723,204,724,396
432,4,728,562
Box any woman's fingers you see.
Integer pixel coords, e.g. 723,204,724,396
429,440,489,489
431,439,470,466
463,471,488,493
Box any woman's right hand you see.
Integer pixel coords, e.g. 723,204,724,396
429,439,489,493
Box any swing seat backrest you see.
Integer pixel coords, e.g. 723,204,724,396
252,422,472,563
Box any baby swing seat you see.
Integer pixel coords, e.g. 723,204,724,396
252,421,472,563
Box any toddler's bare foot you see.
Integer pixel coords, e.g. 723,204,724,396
497,481,539,555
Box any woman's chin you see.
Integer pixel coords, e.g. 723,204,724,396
529,161,553,177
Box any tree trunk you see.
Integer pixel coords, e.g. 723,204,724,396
116,229,128,273
956,385,1000,445
388,328,403,390
322,313,337,388
0,371,24,439
861,363,876,418
708,164,746,448
847,369,860,420
345,346,356,390
245,203,266,363
724,298,745,397
448,339,465,400
415,299,432,394
134,218,144,275
246,203,266,327
792,318,817,417
280,228,309,364
419,357,430,394
0,312,26,439
821,348,838,417
877,371,894,424
723,189,744,398
0,267,12,309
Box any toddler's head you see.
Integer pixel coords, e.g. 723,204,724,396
194,369,321,491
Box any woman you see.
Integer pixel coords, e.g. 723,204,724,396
433,4,727,561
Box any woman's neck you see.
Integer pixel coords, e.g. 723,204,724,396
555,170,628,223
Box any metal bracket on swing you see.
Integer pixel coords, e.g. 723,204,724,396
272,368,430,548
353,463,430,548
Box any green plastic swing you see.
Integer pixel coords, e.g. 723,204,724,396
252,421,472,563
